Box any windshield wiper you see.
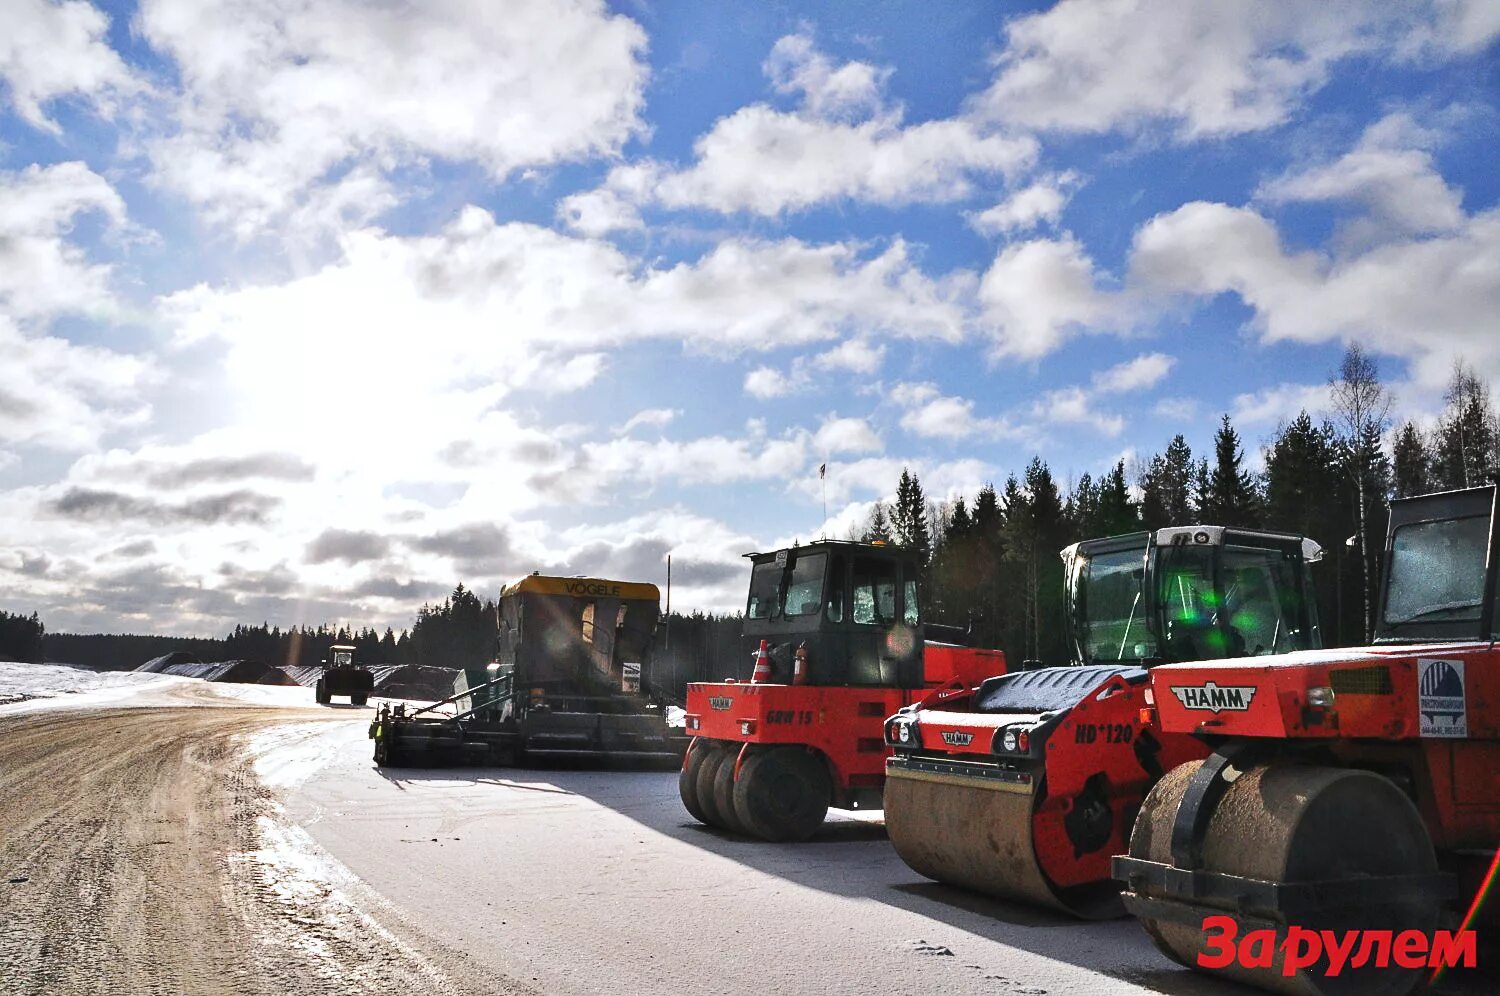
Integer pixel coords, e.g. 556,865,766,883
1388,598,1483,624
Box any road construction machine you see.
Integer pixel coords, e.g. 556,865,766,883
679,539,1005,841
884,525,1323,917
371,574,685,767
1115,484,1500,994
316,643,374,705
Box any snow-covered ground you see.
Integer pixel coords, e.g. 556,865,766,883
0,660,185,714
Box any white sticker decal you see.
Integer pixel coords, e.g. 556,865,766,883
1170,681,1258,713
1417,658,1467,738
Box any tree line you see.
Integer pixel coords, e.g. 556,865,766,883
0,610,45,664
867,349,1497,666
22,347,1499,690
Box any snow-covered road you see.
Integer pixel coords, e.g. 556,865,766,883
3,662,1489,996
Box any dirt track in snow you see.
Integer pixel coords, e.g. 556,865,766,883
0,706,523,996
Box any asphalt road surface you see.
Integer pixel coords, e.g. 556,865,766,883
1,675,1491,996
282,722,1238,996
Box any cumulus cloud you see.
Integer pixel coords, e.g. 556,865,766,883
139,0,650,236
0,162,126,321
1128,198,1500,387
1258,111,1468,247
971,1,1500,140
890,383,1021,441
814,338,885,375
1092,352,1176,393
564,32,1036,225
977,235,1118,359
969,174,1077,235
0,319,154,451
813,417,882,455
1032,386,1125,436
0,0,140,131
1231,382,1336,425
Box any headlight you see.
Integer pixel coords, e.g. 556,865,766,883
992,725,1033,754
1306,686,1335,708
886,717,916,746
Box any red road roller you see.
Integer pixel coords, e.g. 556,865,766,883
679,539,1004,841
883,525,1323,917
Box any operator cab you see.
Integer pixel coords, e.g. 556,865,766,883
1063,526,1323,667
1376,483,1500,644
743,540,924,688
327,644,360,669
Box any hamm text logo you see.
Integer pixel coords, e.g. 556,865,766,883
940,730,974,746
1171,682,1257,713
708,696,733,711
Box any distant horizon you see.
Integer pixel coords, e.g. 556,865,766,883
3,1,1497,635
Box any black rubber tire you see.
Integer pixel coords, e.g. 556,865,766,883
315,679,329,705
678,741,714,825
712,749,750,836
695,747,732,828
732,747,831,842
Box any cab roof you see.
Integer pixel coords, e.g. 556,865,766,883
501,573,661,601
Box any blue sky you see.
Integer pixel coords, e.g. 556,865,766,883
2,0,1497,634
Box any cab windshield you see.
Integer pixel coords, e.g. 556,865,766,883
332,651,352,666
1384,516,1489,626
1076,547,1154,662
1155,544,1312,659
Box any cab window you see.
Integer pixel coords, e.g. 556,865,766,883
781,553,827,617
747,562,781,619
902,578,919,625
852,557,898,625
826,555,846,623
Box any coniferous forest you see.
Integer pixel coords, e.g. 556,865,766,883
22,348,1500,702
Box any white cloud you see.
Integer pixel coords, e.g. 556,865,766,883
971,1,1497,140
139,0,650,236
890,384,1021,442
764,31,887,120
1154,396,1201,421
1258,112,1467,246
1231,382,1335,425
0,0,139,131
1032,386,1125,436
744,365,806,399
0,162,126,321
969,174,1076,235
617,408,680,435
0,318,154,450
1129,198,1500,387
1092,352,1176,393
574,32,1036,220
814,338,886,375
813,417,883,455
977,235,1117,359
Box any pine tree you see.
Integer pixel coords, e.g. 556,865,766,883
891,468,932,566
862,501,893,543
1095,461,1137,535
947,497,972,538
1433,362,1498,490
1199,415,1260,526
1264,413,1339,536
1391,421,1433,498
